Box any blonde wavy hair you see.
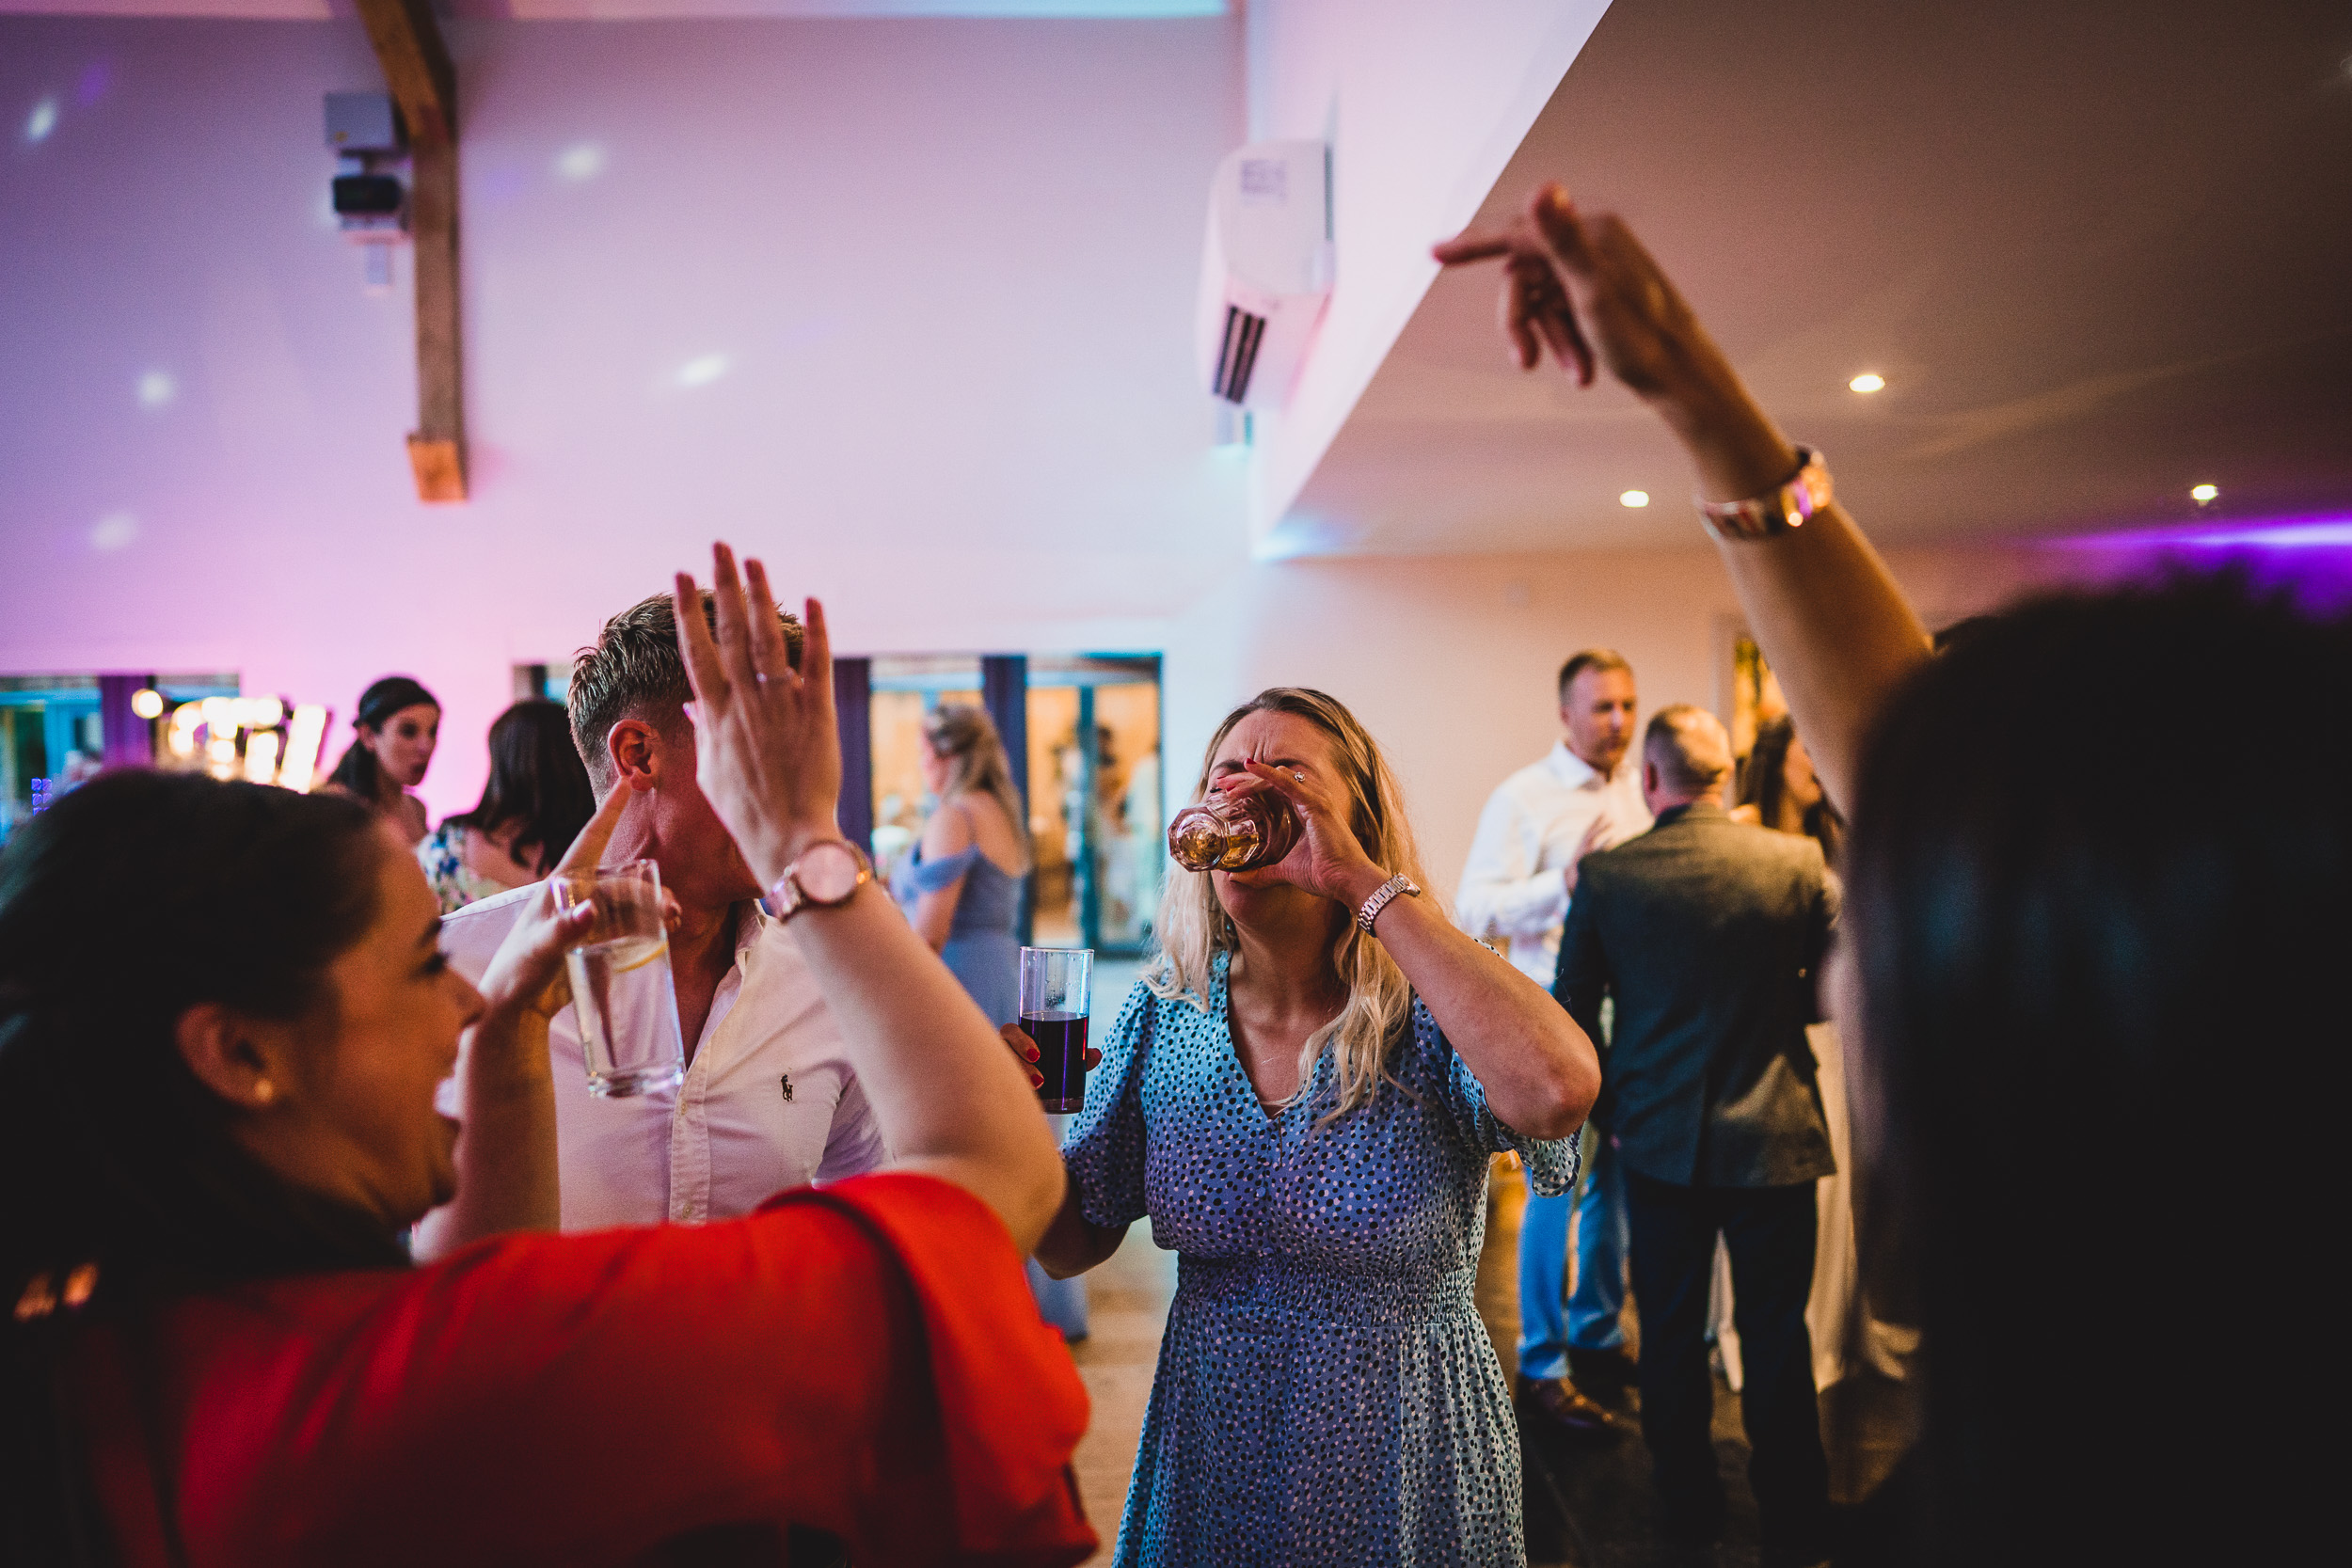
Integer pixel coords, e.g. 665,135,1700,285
923,703,1033,870
1147,688,1429,1118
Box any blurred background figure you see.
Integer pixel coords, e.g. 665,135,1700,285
416,699,596,914
898,703,1031,1020
1553,706,1837,1566
895,703,1083,1339
320,675,440,847
1724,711,1913,1406
1456,649,1648,1432
1735,713,1842,863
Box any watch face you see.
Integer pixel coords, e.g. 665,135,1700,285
794,841,866,905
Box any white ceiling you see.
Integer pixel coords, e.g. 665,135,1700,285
1283,0,2352,553
0,0,1220,18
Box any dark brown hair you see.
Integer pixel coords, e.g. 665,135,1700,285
448,700,596,875
1846,572,2341,1562
1,771,408,1562
1740,713,1842,862
323,674,438,801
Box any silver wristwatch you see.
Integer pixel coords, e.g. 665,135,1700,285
1357,872,1422,934
1696,447,1832,541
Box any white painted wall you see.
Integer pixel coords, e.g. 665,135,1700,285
1161,537,2093,908
1,13,1246,817
1238,0,1610,552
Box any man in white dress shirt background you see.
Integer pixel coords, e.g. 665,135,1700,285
1456,648,1650,1428
414,591,882,1257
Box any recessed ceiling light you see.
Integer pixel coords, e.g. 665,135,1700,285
1849,372,1885,394
2190,483,2218,503
1619,490,1650,508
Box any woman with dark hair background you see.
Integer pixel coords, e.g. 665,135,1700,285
1730,710,1913,1409
416,699,596,913
1735,714,1842,865
321,674,441,847
1441,181,2333,1565
0,546,1088,1567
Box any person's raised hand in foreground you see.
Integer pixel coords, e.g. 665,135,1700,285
1436,182,1931,809
673,544,1064,1251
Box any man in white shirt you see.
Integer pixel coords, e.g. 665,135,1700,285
414,591,883,1253
1456,649,1649,1427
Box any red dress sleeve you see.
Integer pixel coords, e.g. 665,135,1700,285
74,1172,1096,1568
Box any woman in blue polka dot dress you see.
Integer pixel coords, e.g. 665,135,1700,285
1037,688,1599,1566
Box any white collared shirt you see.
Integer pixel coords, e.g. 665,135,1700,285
434,884,886,1231
1454,740,1652,988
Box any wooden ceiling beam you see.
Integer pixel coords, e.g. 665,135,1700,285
354,0,466,502
354,0,454,149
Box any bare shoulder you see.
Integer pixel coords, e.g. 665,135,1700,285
921,798,977,857
954,791,1028,875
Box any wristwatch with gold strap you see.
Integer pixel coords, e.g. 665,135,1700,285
1696,447,1832,541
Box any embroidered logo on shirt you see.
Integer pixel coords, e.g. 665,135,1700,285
779,1073,795,1102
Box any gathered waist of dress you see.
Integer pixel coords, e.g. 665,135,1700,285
1173,1254,1480,1327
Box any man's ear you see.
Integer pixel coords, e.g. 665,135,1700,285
174,1003,289,1112
1642,758,1661,797
606,719,661,795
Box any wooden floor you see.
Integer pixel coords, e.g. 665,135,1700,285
1055,1155,1914,1566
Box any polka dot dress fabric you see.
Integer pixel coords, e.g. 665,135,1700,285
1065,953,1580,1567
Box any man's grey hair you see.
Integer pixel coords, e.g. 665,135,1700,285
1645,704,1734,794
567,590,803,789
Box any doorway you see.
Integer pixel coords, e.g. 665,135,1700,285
866,654,1161,957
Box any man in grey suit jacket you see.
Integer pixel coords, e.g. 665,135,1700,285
1553,705,1835,1567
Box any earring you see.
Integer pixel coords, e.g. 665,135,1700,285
253,1080,276,1106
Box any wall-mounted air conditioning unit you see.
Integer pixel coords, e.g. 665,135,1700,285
1196,139,1332,411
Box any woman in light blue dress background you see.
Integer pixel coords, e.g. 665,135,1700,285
895,703,1088,1338
1038,688,1601,1566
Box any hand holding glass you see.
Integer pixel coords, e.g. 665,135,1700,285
1168,781,1302,872
1020,947,1093,1114
551,859,686,1098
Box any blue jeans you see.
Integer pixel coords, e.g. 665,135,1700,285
1029,1114,1089,1338
1517,1125,1628,1379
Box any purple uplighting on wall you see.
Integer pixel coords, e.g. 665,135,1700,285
2058,515,2352,610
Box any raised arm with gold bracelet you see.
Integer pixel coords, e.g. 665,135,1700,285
1435,182,1932,811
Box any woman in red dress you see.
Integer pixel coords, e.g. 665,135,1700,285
0,546,1094,1568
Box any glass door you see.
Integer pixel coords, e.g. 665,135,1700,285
864,654,1161,956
